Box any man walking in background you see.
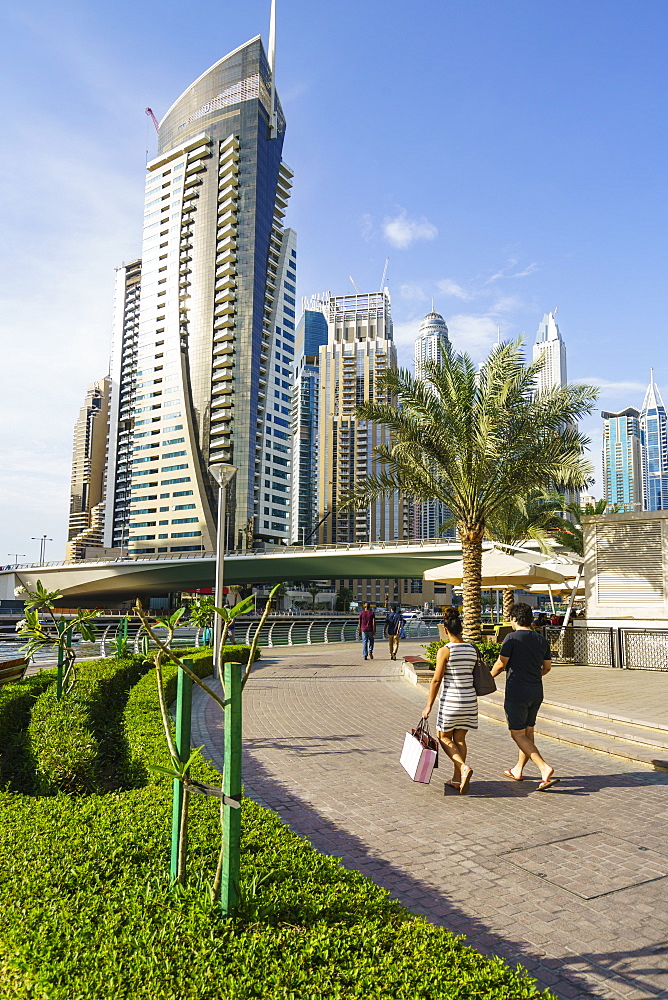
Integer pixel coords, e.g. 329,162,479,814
384,604,404,660
491,602,559,791
357,603,376,660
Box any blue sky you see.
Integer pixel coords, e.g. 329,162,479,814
1,0,667,563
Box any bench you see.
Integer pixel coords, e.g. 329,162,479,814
0,658,29,687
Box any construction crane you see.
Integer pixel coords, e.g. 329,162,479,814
379,256,389,291
145,108,160,134
348,275,361,294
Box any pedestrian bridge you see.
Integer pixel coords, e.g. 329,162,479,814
2,538,469,602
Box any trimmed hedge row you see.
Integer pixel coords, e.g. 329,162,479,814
0,671,54,792
28,655,153,795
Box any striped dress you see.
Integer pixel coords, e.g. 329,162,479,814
437,642,478,732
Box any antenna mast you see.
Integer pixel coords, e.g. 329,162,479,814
268,0,278,138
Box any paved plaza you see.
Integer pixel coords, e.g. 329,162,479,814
193,642,668,1000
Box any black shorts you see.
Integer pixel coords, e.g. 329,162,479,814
504,696,543,731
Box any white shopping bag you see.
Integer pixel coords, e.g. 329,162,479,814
400,729,437,784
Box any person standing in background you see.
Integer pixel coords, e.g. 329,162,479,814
357,603,376,660
383,604,404,660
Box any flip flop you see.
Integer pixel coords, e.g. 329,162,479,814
503,769,523,781
537,777,560,791
459,766,473,795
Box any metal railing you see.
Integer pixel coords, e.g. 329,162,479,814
0,616,441,663
546,626,668,671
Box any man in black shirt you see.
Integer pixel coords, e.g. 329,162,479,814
491,602,559,790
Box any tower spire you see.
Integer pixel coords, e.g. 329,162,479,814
268,0,278,138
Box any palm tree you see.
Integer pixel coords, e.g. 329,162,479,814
306,582,321,610
485,491,565,618
548,497,610,557
340,340,597,641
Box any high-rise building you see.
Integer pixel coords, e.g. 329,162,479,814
104,27,295,557
413,307,451,539
290,297,328,543
533,311,567,393
104,259,142,552
414,307,450,381
640,372,668,511
601,407,642,510
66,378,110,562
317,290,403,545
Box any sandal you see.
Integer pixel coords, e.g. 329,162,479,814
445,780,461,790
459,765,473,795
503,769,523,781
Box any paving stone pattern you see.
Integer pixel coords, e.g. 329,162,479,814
501,833,668,899
193,641,668,1000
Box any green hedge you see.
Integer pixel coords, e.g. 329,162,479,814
0,672,54,792
423,640,501,666
27,656,152,795
123,648,218,788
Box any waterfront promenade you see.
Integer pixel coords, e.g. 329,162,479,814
193,642,668,1000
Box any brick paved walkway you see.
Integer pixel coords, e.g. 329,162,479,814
193,642,668,1000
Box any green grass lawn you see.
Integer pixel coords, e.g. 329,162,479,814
0,650,554,999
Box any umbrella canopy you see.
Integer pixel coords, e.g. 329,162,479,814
423,549,568,587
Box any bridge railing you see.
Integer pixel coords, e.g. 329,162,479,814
2,537,461,572
0,617,442,663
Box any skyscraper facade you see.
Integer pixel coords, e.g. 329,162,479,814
413,307,451,539
66,378,110,562
104,259,142,552
105,34,295,557
601,407,642,510
290,298,329,543
640,373,668,511
317,290,402,545
414,307,449,381
532,311,567,393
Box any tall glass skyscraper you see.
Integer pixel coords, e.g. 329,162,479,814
105,31,295,555
601,407,642,510
413,308,451,539
290,297,329,543
532,311,567,393
640,372,668,511
414,307,450,381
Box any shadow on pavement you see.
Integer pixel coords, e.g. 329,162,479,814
234,744,661,1000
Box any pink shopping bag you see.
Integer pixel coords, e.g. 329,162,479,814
400,726,437,783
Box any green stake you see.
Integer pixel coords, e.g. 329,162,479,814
221,659,242,915
170,658,193,885
55,621,65,700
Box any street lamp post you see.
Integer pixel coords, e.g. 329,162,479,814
209,463,237,669
31,536,53,565
8,553,25,566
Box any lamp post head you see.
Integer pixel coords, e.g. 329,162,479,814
209,463,237,487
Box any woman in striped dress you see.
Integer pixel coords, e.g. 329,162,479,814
422,609,478,794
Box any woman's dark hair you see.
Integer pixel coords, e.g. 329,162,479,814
442,608,463,636
509,602,534,627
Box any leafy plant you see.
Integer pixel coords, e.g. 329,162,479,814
17,580,101,697
339,340,597,641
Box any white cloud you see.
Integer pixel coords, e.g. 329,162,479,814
399,283,428,301
383,211,438,249
436,278,471,301
360,213,375,241
577,378,646,396
486,259,538,283
447,314,500,362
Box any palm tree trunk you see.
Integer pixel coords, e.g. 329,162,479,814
459,525,483,643
503,587,514,620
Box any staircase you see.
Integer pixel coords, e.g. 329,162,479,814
478,691,668,770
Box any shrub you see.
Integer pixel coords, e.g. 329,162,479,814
0,672,54,792
28,656,153,795
422,640,501,667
